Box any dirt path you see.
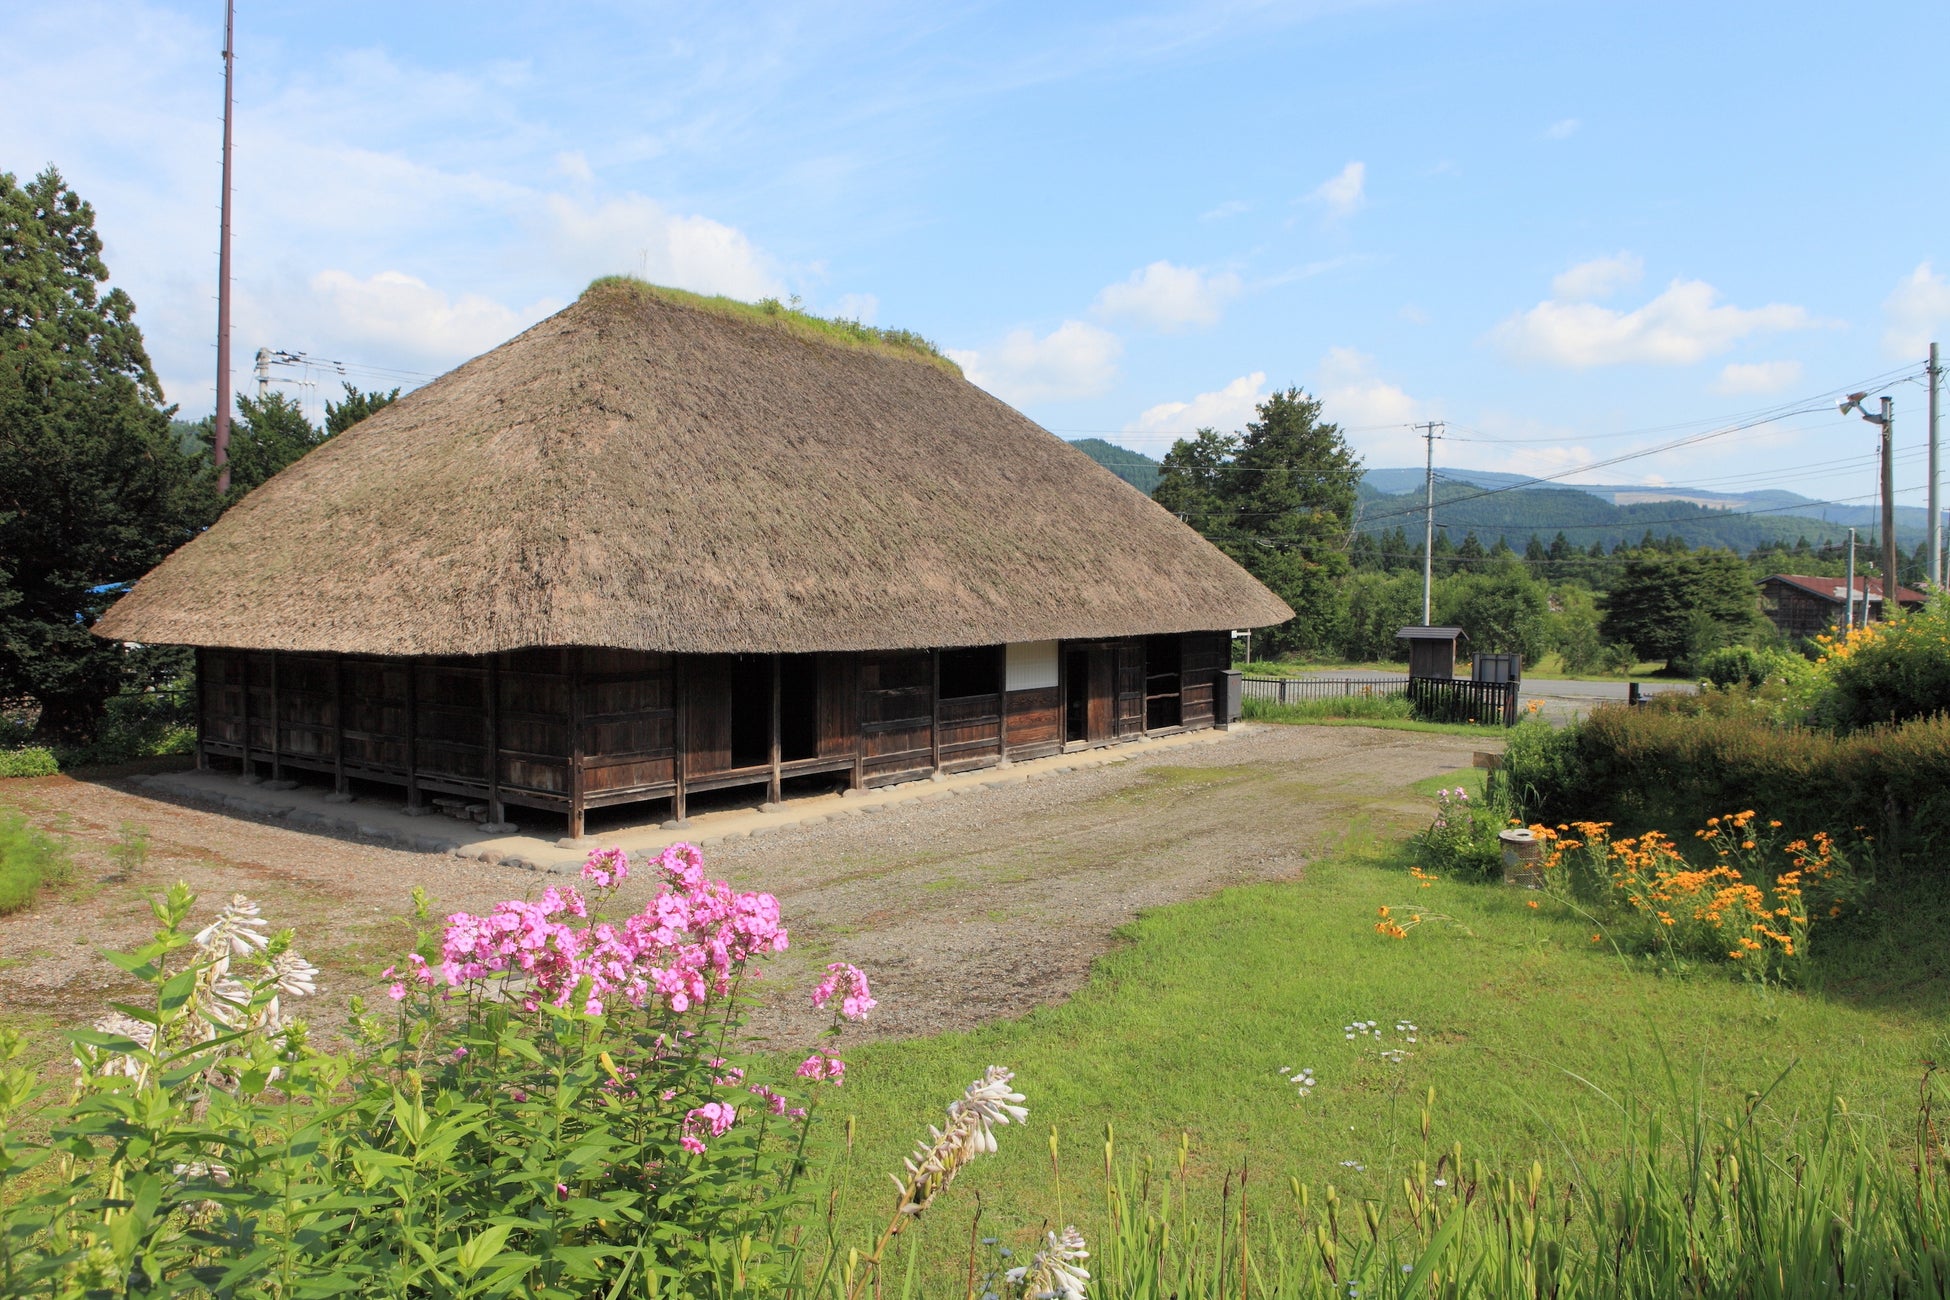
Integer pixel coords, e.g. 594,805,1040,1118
0,724,1479,1051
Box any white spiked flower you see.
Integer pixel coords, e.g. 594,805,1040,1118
271,950,320,999
78,1011,156,1078
891,1067,1028,1218
1006,1225,1090,1300
194,895,270,969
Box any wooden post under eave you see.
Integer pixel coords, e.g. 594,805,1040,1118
767,654,782,804
568,649,585,840
487,656,503,823
672,655,688,822
238,652,253,778
403,660,421,812
995,644,1009,762
331,654,346,794
849,654,865,791
930,650,943,774
268,653,283,781
193,647,207,771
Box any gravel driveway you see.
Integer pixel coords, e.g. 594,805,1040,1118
0,723,1481,1052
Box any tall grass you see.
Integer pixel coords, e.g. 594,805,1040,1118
1243,694,1414,723
0,812,70,913
1069,1067,1950,1298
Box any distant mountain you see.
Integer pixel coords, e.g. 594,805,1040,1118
1070,438,1161,494
1070,440,1928,551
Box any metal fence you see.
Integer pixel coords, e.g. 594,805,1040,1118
1241,674,1519,726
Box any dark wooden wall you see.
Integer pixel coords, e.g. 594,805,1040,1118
197,631,1236,834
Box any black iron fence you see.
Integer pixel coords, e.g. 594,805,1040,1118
1240,674,1519,727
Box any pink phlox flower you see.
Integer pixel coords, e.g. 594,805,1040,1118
811,963,876,1021
680,1100,737,1153
581,846,631,889
796,1053,845,1085
749,1083,792,1116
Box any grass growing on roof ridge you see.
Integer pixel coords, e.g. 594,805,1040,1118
810,814,1949,1284
584,276,962,373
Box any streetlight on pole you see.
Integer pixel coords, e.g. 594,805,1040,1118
1839,392,1898,619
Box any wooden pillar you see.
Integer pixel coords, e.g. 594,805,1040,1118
849,654,865,792
672,655,688,822
995,644,1009,762
568,649,586,839
193,647,207,771
486,655,503,822
404,659,421,811
238,651,253,777
331,654,347,794
767,654,783,804
930,649,943,773
268,653,283,781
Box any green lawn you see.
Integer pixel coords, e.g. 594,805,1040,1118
809,807,1950,1278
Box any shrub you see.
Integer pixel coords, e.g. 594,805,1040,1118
0,747,58,778
1509,705,1950,865
1499,719,1584,822
1809,594,1950,730
0,812,70,913
1695,644,1809,691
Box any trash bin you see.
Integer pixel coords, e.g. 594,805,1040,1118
1220,670,1243,724
1499,828,1544,889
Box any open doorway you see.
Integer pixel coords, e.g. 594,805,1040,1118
729,656,771,768
1064,649,1089,743
778,654,818,761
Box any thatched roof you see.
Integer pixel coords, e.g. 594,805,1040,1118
98,280,1291,656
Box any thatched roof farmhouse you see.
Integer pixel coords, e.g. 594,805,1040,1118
99,280,1290,834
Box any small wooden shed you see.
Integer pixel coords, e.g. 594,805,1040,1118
96,281,1291,835
1396,626,1466,679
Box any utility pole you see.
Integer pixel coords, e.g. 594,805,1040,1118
213,0,236,496
1845,528,1857,629
1930,341,1941,589
1418,420,1443,624
255,346,270,397
1879,396,1897,617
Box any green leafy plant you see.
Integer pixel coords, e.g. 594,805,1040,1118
0,812,70,913
0,748,58,779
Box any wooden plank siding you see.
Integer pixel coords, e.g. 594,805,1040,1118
196,636,1235,832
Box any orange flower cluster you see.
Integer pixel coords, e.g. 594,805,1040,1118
1528,810,1854,982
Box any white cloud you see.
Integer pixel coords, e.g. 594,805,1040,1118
1883,261,1950,357
1093,260,1242,332
554,150,595,182
1308,161,1365,219
1316,347,1424,430
1200,199,1250,221
1493,276,1815,368
1715,360,1802,395
1398,304,1429,325
1544,118,1581,140
542,194,781,300
945,320,1122,404
1125,372,1268,436
834,292,879,324
310,270,543,359
1550,252,1643,301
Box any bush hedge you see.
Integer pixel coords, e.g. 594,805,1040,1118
1503,704,1950,863
0,748,58,778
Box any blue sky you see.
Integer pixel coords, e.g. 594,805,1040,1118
5,0,1946,509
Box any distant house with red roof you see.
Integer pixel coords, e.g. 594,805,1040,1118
1757,574,1927,639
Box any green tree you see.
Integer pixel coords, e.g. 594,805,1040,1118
0,167,208,739
1341,570,1426,661
1600,550,1761,667
1437,563,1552,661
1154,390,1362,657
324,381,399,436
199,390,326,501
